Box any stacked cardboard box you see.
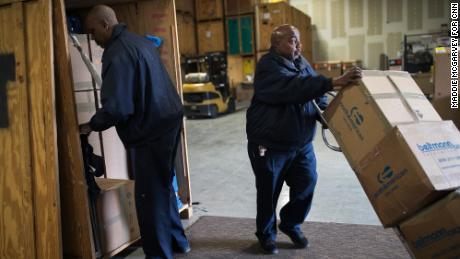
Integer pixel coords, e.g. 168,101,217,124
432,47,460,130
324,70,442,169
397,189,460,259
324,70,460,257
95,178,140,256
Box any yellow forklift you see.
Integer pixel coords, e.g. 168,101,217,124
182,52,235,118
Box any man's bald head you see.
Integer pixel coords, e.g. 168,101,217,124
270,24,302,61
85,5,119,48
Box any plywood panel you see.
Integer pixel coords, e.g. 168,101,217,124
428,0,444,18
349,34,365,62
138,0,178,86
225,0,256,15
227,55,243,89
53,0,95,258
408,0,423,30
111,3,140,34
0,3,35,259
312,0,326,29
176,0,194,15
138,0,192,218
24,0,62,257
196,0,223,21
197,21,225,53
368,0,383,35
368,42,384,69
387,0,403,23
257,2,290,51
177,14,197,55
331,0,345,38
349,0,363,28
387,32,402,59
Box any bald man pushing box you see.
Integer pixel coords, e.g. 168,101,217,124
246,25,361,254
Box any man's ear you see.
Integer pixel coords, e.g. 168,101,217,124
103,19,110,30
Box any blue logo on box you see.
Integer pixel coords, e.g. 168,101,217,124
416,141,460,153
377,165,394,184
349,106,364,126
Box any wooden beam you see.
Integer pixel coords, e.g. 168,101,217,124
52,0,96,258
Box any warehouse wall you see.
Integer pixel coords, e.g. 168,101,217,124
290,0,453,68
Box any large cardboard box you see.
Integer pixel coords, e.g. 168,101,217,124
95,178,139,256
197,21,225,54
196,0,223,21
398,189,460,259
356,121,460,227
434,47,452,100
324,70,442,169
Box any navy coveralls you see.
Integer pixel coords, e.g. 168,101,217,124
246,49,333,242
89,24,188,259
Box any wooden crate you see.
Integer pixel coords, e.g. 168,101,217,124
227,55,244,89
290,6,312,60
196,0,224,21
225,0,256,16
175,0,194,15
255,2,312,59
177,13,197,56
197,20,225,53
1,1,61,259
256,2,291,51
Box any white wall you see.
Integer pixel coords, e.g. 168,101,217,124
290,0,453,68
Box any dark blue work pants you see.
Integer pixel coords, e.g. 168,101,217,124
129,122,188,259
248,142,318,242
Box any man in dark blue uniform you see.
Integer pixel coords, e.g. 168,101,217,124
80,5,190,259
246,24,361,254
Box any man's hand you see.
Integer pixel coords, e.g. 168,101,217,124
332,66,362,91
79,122,92,135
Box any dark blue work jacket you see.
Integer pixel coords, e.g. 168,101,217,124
246,50,333,151
89,24,183,148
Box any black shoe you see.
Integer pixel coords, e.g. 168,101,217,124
259,238,279,254
279,225,308,248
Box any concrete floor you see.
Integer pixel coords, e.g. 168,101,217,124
119,108,380,258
